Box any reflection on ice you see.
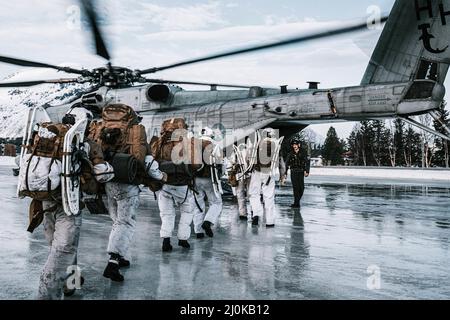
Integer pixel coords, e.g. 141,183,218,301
0,166,449,300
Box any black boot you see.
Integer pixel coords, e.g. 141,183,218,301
252,216,259,226
63,286,75,297
202,221,214,237
178,239,191,249
196,233,205,239
103,255,124,282
118,256,130,268
162,238,173,252
63,276,85,297
239,215,248,221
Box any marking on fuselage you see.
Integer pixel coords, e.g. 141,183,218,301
415,0,450,54
418,23,448,54
368,95,392,106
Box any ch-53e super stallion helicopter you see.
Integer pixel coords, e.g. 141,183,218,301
1,0,450,151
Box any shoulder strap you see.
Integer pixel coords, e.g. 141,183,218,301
24,143,40,192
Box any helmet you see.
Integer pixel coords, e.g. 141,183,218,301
291,139,301,145
68,107,93,122
200,127,214,140
262,128,276,138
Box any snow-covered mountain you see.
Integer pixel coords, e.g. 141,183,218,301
0,69,88,139
1,69,328,143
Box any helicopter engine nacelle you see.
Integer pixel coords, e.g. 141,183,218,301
80,87,109,110
82,92,105,105
146,84,172,103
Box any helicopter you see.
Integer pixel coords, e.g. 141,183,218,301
1,0,450,152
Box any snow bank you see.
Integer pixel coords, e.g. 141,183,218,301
0,156,17,167
310,166,450,182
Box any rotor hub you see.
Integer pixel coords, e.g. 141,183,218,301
91,66,135,88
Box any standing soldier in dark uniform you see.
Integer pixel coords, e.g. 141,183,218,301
285,139,310,208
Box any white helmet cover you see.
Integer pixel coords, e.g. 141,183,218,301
67,107,93,122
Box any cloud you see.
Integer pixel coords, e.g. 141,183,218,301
138,18,349,44
122,18,373,89
140,2,227,31
0,1,406,139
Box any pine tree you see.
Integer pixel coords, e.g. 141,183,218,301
322,127,344,165
347,123,369,166
433,102,450,168
418,114,436,167
394,119,405,166
403,125,422,167
368,120,391,166
358,121,373,165
347,126,359,165
386,120,397,167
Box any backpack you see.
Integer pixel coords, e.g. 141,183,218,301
79,140,107,195
18,123,70,201
160,117,188,135
228,167,239,187
150,118,201,186
195,139,214,178
255,138,274,170
89,104,147,162
89,104,149,184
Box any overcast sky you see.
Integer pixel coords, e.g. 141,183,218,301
0,0,412,138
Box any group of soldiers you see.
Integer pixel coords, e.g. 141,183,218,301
17,103,310,300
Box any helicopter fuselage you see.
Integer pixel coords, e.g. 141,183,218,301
44,78,444,147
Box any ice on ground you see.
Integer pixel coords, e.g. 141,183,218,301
310,167,450,182
0,165,449,300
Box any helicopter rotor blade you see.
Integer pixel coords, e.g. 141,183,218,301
0,55,88,75
142,78,256,89
139,16,388,75
79,0,111,61
0,78,81,88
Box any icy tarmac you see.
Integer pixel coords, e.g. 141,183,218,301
0,163,449,300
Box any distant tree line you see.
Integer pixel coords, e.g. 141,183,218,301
307,103,449,168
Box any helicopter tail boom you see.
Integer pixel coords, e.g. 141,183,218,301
362,0,450,87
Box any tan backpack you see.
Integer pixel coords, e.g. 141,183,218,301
19,122,70,201
89,104,148,168
31,123,70,160
195,139,214,178
79,140,107,195
160,117,188,135
19,122,70,233
150,118,202,186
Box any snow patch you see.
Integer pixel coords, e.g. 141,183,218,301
0,69,90,138
0,156,17,167
310,167,450,182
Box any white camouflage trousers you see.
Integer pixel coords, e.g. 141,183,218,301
158,184,194,240
106,182,140,257
249,170,276,225
38,201,82,300
236,179,249,217
192,177,223,233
